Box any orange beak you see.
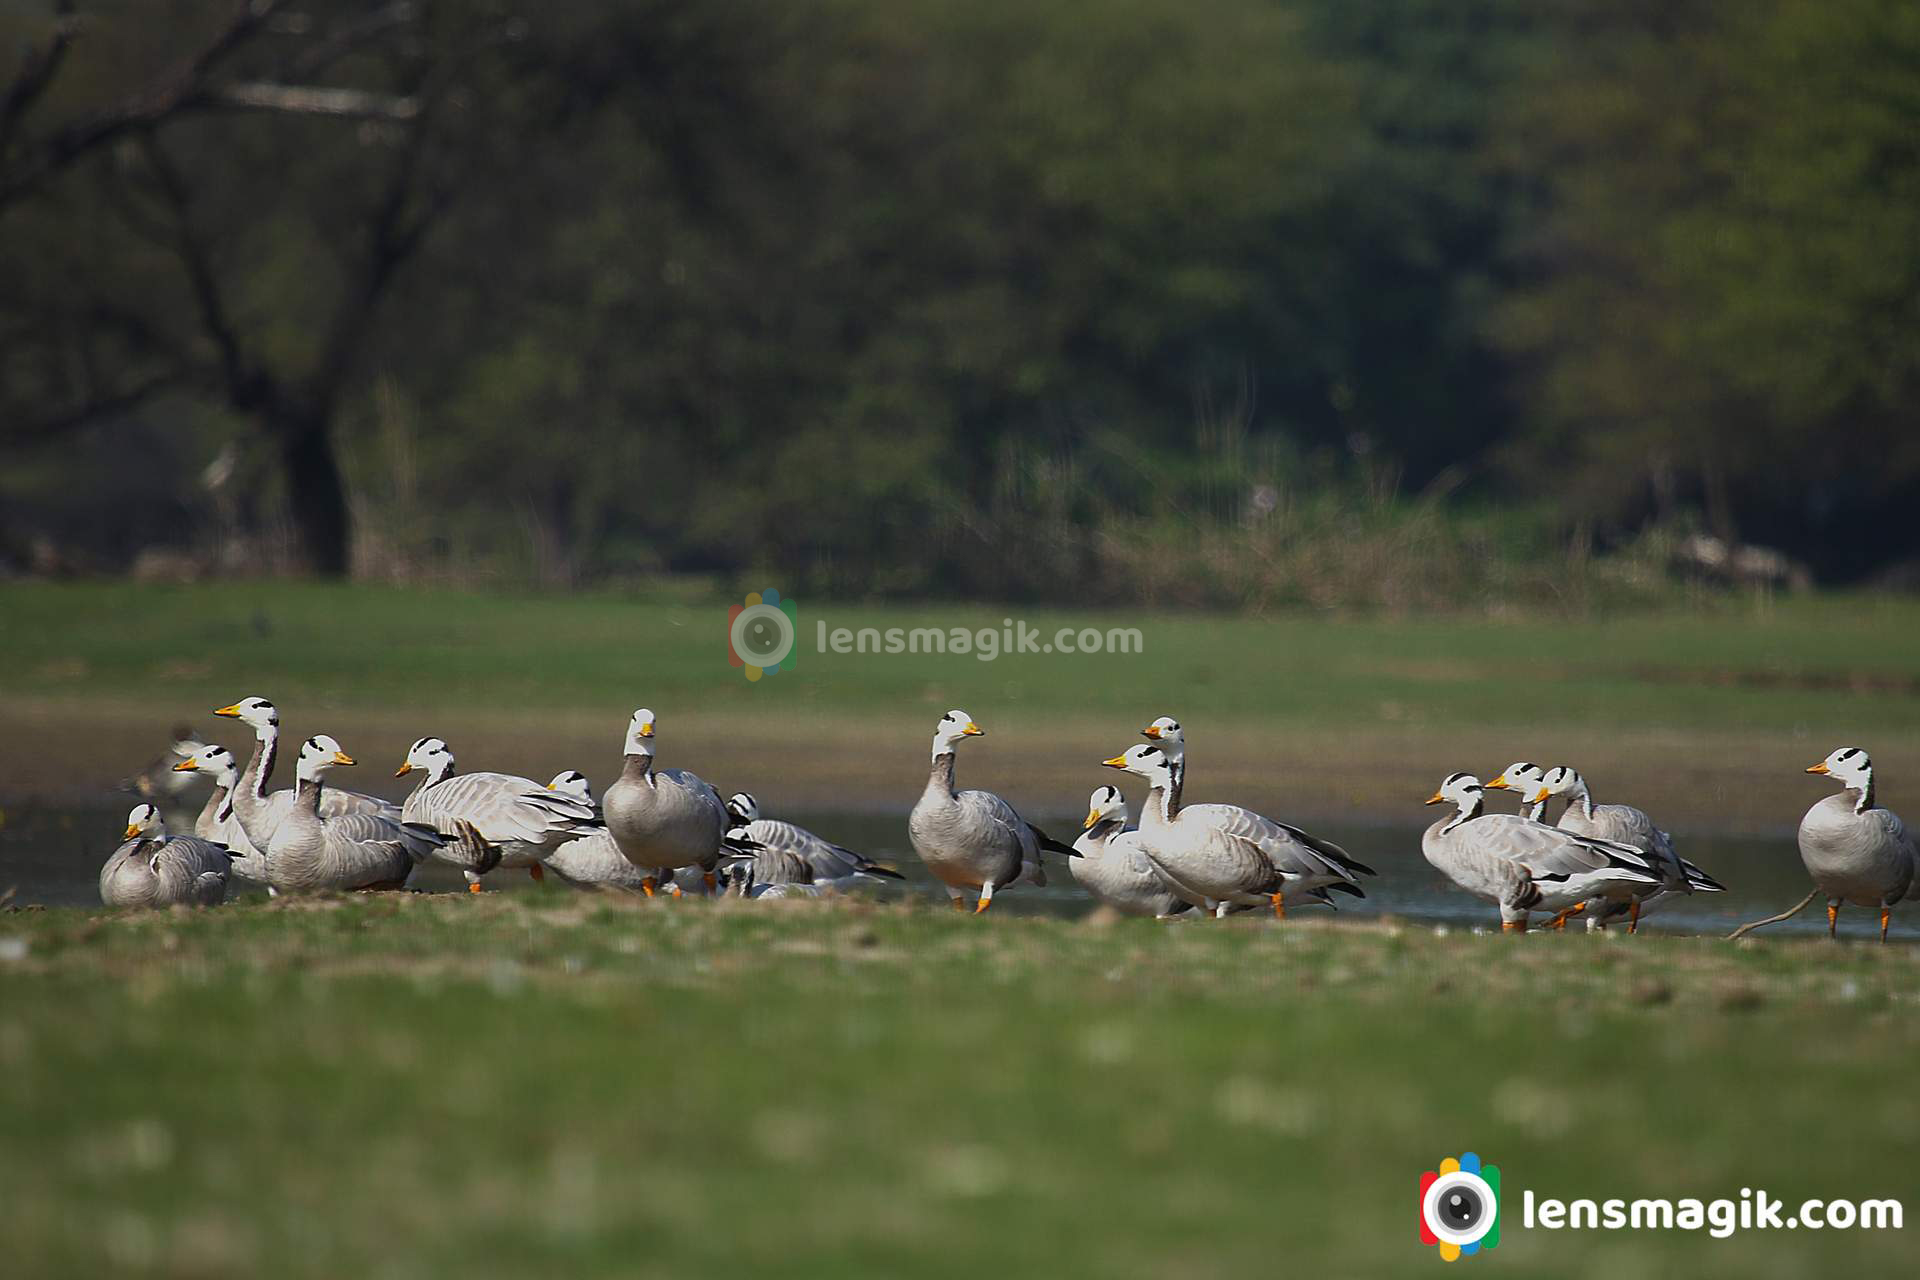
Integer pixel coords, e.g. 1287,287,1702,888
1806,762,1831,775
1141,725,1162,739
332,751,356,767
1485,774,1510,790
213,704,242,718
1101,755,1129,770
1530,787,1550,804
1424,792,1446,805
962,722,983,736
171,759,198,773
394,762,415,778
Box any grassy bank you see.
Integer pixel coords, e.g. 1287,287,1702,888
5,580,1920,826
1,895,1915,1278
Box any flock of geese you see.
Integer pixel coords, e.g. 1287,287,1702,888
103,701,1915,941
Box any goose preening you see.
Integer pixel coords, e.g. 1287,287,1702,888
100,803,232,908
1101,742,1371,919
1533,765,1724,932
1072,785,1193,919
172,743,268,886
908,710,1078,912
1422,773,1661,933
535,771,654,891
723,792,904,892
260,736,438,894
1484,762,1549,821
213,697,402,851
1735,749,1916,942
602,709,735,896
395,738,589,890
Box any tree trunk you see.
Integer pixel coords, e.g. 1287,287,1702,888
278,415,351,577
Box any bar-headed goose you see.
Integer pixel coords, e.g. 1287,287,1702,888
261,737,433,893
1533,765,1723,932
395,738,591,891
538,771,653,891
212,697,400,850
100,804,232,908
1421,773,1660,932
172,743,268,885
1798,748,1915,941
1072,785,1193,919
724,792,904,892
909,710,1077,913
1483,762,1550,821
1102,743,1371,918
602,709,733,896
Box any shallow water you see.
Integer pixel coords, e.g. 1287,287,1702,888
1,795,1895,941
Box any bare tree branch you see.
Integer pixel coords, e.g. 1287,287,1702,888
2,369,183,442
0,1,80,160
205,81,419,121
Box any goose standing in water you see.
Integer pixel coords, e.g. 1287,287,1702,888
908,710,1078,912
172,743,269,887
1483,762,1550,821
1072,785,1192,918
264,737,432,893
1533,765,1723,932
212,697,401,849
602,709,733,896
723,793,904,892
1421,773,1660,932
1753,748,1916,942
395,738,590,890
100,804,232,908
1102,743,1371,918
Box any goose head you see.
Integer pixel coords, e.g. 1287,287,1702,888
1483,761,1544,802
1084,784,1127,830
1808,747,1874,811
726,792,761,825
1426,772,1485,817
930,709,984,761
172,743,240,789
296,735,356,783
123,802,163,841
395,736,454,781
1140,716,1184,759
212,696,279,736
1101,743,1174,788
1533,765,1589,809
546,769,593,802
624,709,657,757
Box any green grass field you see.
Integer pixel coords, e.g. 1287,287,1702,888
2,895,1915,1278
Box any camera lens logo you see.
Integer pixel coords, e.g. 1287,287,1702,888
727,588,798,683
1419,1152,1500,1261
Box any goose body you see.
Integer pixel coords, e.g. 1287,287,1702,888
1420,773,1660,931
176,744,269,885
265,738,421,893
724,793,904,891
1071,785,1191,918
1797,749,1915,939
907,711,1073,912
396,738,595,888
100,805,231,908
1535,766,1724,931
601,710,731,894
1102,742,1371,918
538,771,655,891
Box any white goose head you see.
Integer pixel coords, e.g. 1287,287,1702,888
1533,765,1589,808
930,709,983,761
395,736,454,781
546,769,593,803
172,743,240,789
726,792,760,825
1483,761,1545,803
1101,743,1174,789
1140,716,1184,761
1809,747,1875,811
1426,772,1486,822
123,802,163,841
296,735,356,783
624,709,657,757
212,696,279,735
1084,784,1127,830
